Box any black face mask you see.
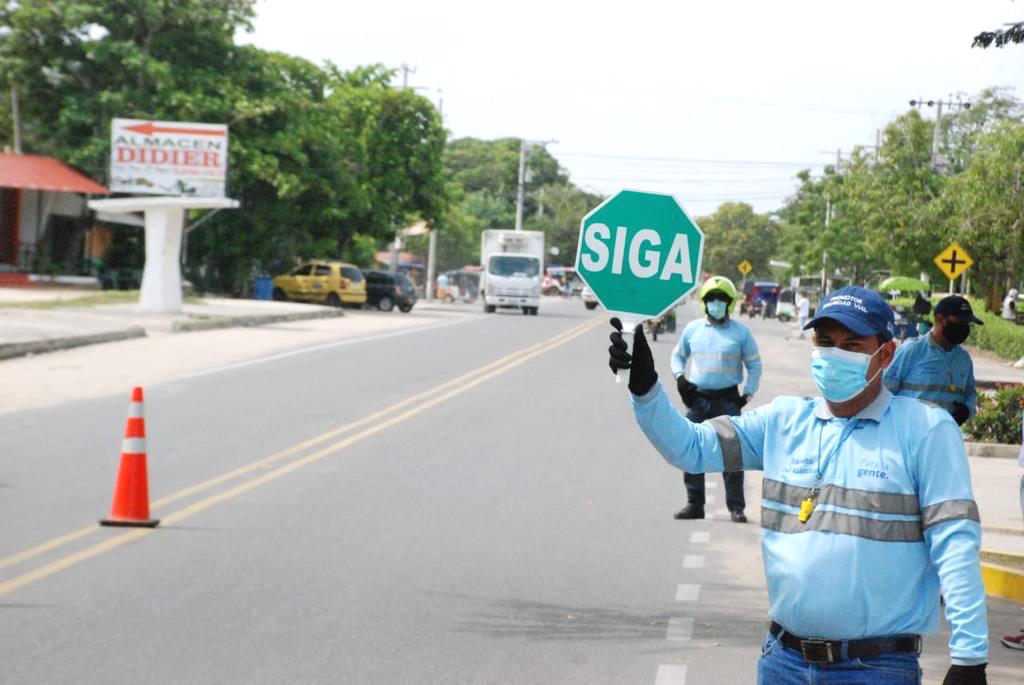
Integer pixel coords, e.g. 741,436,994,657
944,322,970,345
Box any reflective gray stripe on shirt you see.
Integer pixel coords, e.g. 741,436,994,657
762,479,920,515
707,416,743,472
762,479,815,506
761,507,924,542
691,352,741,362
921,499,980,530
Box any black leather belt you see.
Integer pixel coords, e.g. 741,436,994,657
695,385,739,400
770,622,921,664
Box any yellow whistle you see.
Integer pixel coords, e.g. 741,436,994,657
799,497,815,523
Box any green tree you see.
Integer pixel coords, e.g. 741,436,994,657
861,110,947,279
697,202,778,280
0,2,448,294
942,120,1024,311
939,87,1024,174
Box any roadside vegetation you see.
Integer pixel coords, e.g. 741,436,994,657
965,385,1024,445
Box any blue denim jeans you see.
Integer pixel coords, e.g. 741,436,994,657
757,633,922,684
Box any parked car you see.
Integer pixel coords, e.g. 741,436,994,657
582,286,599,310
364,270,417,312
271,261,367,307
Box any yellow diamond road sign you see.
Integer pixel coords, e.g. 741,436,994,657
933,242,973,281
737,260,752,276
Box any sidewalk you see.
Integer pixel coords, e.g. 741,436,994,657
965,342,1024,386
0,288,344,359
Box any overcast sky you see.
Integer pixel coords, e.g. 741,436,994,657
240,0,1024,217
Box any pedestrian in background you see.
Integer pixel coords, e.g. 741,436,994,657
1003,289,1018,322
609,285,988,684
670,275,761,523
884,295,981,426
796,292,810,339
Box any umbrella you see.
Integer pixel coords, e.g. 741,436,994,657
878,276,931,293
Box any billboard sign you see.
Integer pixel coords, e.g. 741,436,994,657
110,118,228,197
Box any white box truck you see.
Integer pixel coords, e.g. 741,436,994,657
480,229,544,315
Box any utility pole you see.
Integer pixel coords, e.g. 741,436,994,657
515,140,527,231
399,63,416,88
908,97,971,172
514,138,557,231
10,85,22,154
426,229,437,300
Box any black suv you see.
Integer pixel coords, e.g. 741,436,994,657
364,270,417,312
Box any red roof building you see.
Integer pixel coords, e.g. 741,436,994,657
0,153,109,272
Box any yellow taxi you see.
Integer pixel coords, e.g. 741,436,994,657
271,261,367,307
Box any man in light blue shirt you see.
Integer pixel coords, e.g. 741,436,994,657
670,276,762,523
884,295,981,426
608,286,988,684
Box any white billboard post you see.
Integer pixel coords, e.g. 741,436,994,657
88,197,239,312
94,119,238,313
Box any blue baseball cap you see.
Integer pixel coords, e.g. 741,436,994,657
803,286,895,341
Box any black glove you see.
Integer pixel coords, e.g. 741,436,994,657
951,402,970,426
736,394,750,409
609,317,658,396
676,376,698,407
943,664,986,685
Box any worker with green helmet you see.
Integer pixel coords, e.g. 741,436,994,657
669,275,762,522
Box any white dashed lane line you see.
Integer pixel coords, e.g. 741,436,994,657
689,531,710,543
675,584,701,602
666,617,694,641
655,664,688,684
682,554,705,569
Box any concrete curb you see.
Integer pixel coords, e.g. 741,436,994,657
966,442,1020,459
171,308,344,332
0,327,147,361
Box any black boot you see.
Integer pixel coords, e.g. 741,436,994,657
729,510,747,523
673,503,705,520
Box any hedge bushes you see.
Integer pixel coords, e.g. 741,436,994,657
966,309,1024,361
964,384,1024,445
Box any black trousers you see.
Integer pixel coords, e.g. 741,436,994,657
683,393,746,512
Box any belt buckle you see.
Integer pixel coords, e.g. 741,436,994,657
800,639,834,664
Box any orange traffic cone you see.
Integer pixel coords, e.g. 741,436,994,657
100,387,159,528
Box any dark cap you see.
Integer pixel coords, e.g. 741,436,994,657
803,286,895,340
934,295,984,325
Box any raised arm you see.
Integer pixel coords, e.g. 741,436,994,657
608,318,765,474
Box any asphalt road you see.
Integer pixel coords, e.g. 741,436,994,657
2,298,1022,684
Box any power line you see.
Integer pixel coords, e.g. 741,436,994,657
573,176,810,184
554,152,824,166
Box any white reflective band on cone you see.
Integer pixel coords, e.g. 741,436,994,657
121,438,147,454
127,402,145,418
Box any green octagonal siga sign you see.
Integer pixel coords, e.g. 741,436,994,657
576,190,704,322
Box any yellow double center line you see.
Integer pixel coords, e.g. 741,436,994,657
0,316,604,595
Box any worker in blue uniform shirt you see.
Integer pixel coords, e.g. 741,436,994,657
670,275,762,523
608,286,987,684
884,295,981,426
